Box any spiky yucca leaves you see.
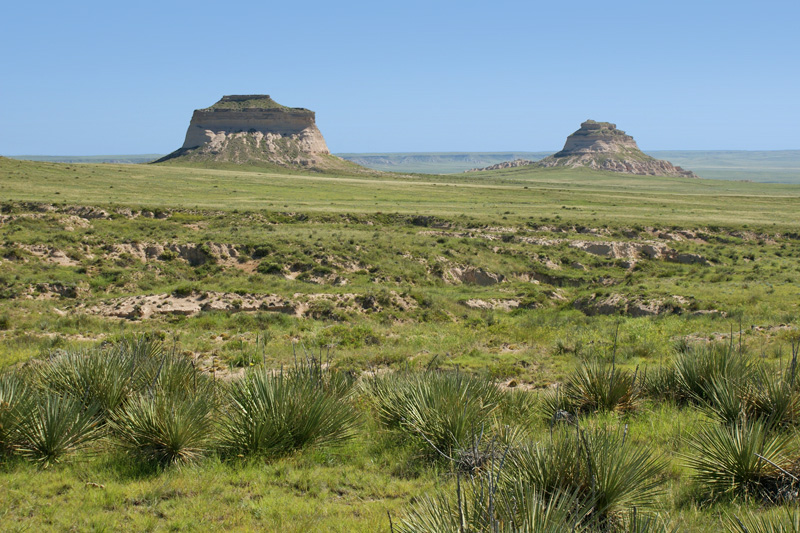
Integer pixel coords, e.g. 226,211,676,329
16,394,100,467
686,419,795,499
726,507,800,532
363,371,503,458
700,376,749,425
34,336,171,418
35,348,137,416
540,359,639,421
0,373,36,456
108,387,215,467
220,364,357,458
674,342,755,405
641,365,681,401
568,358,639,414
507,427,667,525
397,464,590,533
398,449,671,533
749,367,800,429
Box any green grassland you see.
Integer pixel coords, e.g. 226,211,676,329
335,150,800,183
1,155,800,530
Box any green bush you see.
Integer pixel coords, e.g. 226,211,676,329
674,342,755,405
256,261,282,275
540,358,639,420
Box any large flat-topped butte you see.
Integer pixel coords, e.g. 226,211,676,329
157,95,357,170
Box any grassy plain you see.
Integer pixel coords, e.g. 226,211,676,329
1,155,800,530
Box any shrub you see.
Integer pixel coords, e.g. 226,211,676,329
674,342,755,405
256,261,282,275
34,337,205,420
35,347,139,417
567,358,639,414
172,283,195,297
400,426,670,532
397,480,585,533
641,365,681,401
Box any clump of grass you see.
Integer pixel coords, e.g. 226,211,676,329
16,393,101,467
219,358,357,458
363,370,503,460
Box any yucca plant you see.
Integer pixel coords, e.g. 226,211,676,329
699,376,749,425
364,370,503,459
219,363,357,458
539,384,577,425
567,358,639,414
35,348,136,417
641,365,681,401
674,342,755,405
540,358,639,421
686,418,796,499
108,387,215,467
34,336,172,419
0,373,36,456
726,507,800,532
749,367,800,429
507,426,667,526
397,465,590,533
16,393,101,467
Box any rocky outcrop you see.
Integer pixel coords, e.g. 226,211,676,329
574,293,691,317
465,159,535,172
535,120,698,177
156,95,351,169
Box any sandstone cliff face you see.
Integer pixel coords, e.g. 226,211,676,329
535,120,698,178
157,95,339,168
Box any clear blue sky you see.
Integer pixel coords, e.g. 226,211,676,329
2,0,798,155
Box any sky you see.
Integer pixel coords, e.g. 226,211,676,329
1,0,798,155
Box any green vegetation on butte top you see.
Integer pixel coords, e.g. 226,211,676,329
201,94,295,111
